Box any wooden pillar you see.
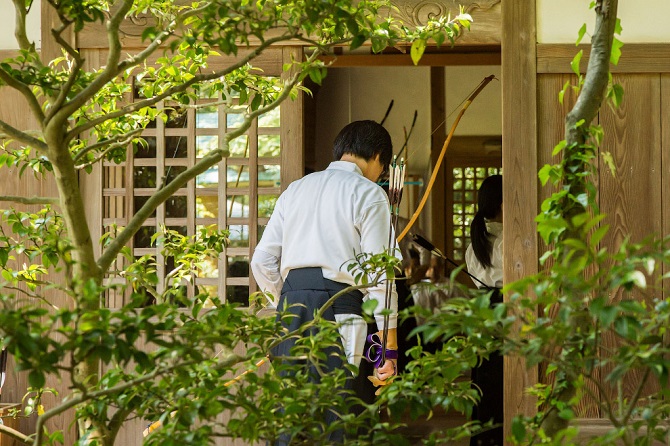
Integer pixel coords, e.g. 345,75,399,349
281,46,305,189
430,67,447,250
501,0,538,443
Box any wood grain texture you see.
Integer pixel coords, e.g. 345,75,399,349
280,47,305,190
536,73,602,418
383,0,501,45
598,74,663,407
538,44,670,74
501,0,538,441
320,51,501,67
662,75,670,394
77,0,501,49
0,86,78,444
430,67,447,253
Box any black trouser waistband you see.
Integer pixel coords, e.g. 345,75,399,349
282,267,363,316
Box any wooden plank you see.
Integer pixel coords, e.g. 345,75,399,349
382,0,501,45
280,47,305,189
0,86,78,445
538,44,670,74
78,0,501,48
320,51,501,68
663,75,670,392
0,50,20,59
430,67,447,252
502,0,538,442
75,48,284,77
536,73,602,418
41,1,74,62
598,74,662,406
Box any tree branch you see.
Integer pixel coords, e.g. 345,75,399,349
72,128,143,165
47,0,135,132
11,0,32,51
565,0,619,142
0,422,30,444
56,0,211,128
0,195,59,205
65,32,295,142
0,120,47,152
0,66,46,125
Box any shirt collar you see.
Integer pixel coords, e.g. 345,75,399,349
326,160,363,177
486,221,503,237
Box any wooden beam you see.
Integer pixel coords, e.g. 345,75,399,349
320,51,501,67
538,43,670,74
40,1,75,62
281,46,305,189
502,0,538,444
430,67,447,253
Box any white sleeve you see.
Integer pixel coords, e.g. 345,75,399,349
250,247,283,307
251,195,285,305
490,235,504,288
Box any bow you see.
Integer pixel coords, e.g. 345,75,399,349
397,75,496,242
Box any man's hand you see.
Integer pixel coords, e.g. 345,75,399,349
375,358,397,381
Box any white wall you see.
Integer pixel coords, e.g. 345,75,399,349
314,65,501,174
445,65,501,136
0,0,41,50
538,0,670,44
314,66,432,172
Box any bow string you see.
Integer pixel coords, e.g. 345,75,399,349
397,75,496,242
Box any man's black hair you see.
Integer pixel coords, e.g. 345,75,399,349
332,120,393,167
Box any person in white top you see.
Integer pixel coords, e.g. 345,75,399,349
465,174,503,289
464,173,503,446
251,120,400,444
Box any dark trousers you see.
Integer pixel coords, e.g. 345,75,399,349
470,288,504,446
270,268,363,445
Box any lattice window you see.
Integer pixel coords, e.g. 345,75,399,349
102,88,282,307
451,166,502,262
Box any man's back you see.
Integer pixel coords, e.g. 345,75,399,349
258,160,391,287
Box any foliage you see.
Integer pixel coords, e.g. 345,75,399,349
0,0,473,444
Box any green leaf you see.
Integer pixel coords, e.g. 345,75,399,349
362,299,379,315
611,37,623,66
558,80,570,105
28,370,46,389
410,39,426,66
571,50,583,76
350,34,366,51
590,224,609,248
601,151,617,176
552,140,567,156
611,83,624,107
511,417,526,442
576,23,587,46
614,18,623,35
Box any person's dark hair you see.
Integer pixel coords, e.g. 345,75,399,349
470,174,502,268
333,120,393,167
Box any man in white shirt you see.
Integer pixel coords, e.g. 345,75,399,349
251,120,400,443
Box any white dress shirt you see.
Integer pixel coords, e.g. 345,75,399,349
465,221,503,289
251,161,400,366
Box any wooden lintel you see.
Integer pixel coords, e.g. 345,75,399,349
320,51,501,67
538,43,670,74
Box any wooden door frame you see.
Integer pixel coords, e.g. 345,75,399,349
501,1,539,442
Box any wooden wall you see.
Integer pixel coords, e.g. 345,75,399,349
536,44,670,435
0,78,78,445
